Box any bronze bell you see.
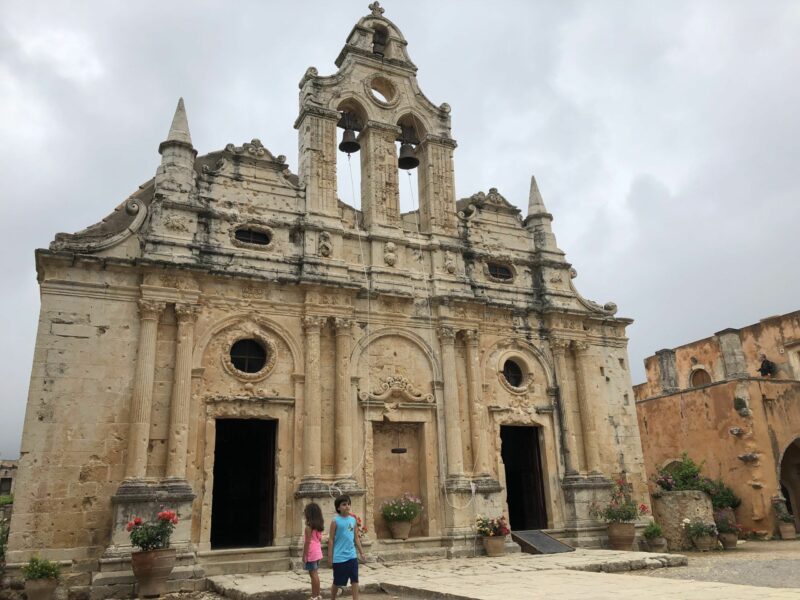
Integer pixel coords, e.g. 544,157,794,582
339,128,360,154
398,142,419,170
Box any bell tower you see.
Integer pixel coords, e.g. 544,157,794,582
296,2,457,234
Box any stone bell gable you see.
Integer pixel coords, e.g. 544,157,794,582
9,3,648,594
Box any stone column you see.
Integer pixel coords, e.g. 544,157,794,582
166,303,198,481
438,326,464,478
573,341,602,475
334,317,354,478
124,299,166,480
463,330,489,476
551,339,580,476
416,135,457,234
360,121,401,228
302,316,324,483
655,348,679,393
296,107,340,216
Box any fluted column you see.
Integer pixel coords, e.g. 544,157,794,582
166,303,198,480
551,339,580,475
438,326,464,477
334,317,354,478
573,341,602,475
125,299,166,479
463,330,489,476
302,316,324,481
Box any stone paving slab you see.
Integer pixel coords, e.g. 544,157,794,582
207,548,800,598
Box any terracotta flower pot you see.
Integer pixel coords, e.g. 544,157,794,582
482,535,506,557
24,579,58,600
131,548,176,598
718,532,738,550
607,522,636,550
692,534,717,551
645,536,668,553
779,522,797,540
388,520,412,540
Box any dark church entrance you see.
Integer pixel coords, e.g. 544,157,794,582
500,425,548,530
211,419,276,548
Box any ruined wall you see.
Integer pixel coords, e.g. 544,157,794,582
636,378,800,531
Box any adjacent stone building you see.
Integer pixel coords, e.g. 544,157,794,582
8,3,648,593
635,310,800,534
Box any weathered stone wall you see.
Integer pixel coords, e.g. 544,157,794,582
652,491,714,551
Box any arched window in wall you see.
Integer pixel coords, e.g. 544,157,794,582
690,369,712,387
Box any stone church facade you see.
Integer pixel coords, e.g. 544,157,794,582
8,3,648,592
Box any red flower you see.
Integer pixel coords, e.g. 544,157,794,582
126,521,134,532
134,517,143,525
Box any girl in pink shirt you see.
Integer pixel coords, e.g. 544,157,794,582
303,502,324,600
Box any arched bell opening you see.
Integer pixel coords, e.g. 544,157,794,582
371,24,389,58
396,114,425,213
336,99,368,209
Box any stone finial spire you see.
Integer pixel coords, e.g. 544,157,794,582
527,175,548,216
165,97,192,147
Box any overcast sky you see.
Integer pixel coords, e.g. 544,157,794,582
1,1,798,460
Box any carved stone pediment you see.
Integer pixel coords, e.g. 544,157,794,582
358,376,434,404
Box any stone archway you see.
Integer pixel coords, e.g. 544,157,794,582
780,438,800,530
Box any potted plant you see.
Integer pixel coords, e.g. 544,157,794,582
773,499,796,540
714,513,739,550
642,521,668,553
590,479,649,550
21,557,60,600
380,493,423,540
127,509,179,597
475,514,510,557
682,518,718,551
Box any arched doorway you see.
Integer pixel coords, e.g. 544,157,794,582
779,438,800,531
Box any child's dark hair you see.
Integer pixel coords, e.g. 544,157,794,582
304,502,324,532
334,495,352,514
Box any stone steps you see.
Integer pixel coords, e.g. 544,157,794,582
198,547,293,577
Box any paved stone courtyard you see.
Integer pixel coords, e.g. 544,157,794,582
204,545,800,599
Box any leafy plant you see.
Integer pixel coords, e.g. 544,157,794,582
0,495,12,507
643,522,664,539
21,557,60,580
590,479,649,523
682,518,717,538
475,514,510,537
0,516,8,574
655,454,706,492
380,494,423,523
773,498,795,523
704,480,741,510
127,509,179,551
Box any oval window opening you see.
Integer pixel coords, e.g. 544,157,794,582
230,339,267,373
235,228,271,245
503,359,524,387
488,263,513,280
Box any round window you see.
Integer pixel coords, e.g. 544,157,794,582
502,359,524,387
230,339,267,373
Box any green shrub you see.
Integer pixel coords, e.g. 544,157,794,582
0,495,13,506
0,517,9,571
643,522,663,539
655,453,706,491
21,557,60,580
705,479,741,510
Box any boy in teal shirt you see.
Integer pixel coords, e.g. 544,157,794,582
328,495,365,599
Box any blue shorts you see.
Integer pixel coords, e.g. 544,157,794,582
332,558,358,586
304,560,320,571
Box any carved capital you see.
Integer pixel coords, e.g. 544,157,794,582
302,315,324,331
334,317,354,333
174,303,199,324
138,299,166,321
437,326,456,343
463,329,479,346
572,340,591,355
550,338,571,355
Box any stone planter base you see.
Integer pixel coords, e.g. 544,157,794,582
779,522,797,540
607,522,635,550
482,535,506,557
131,548,177,598
718,532,738,550
645,536,668,553
692,534,717,551
388,521,412,540
24,579,58,600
